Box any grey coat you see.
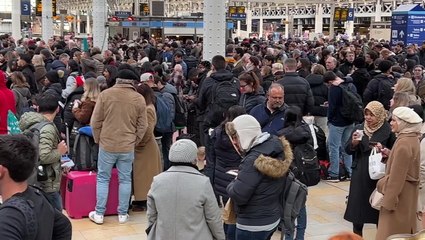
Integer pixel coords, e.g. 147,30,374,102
147,165,225,240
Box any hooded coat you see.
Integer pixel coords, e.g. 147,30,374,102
363,74,395,110
227,135,293,227
0,71,16,134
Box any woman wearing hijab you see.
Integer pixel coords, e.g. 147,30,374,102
375,107,422,240
344,101,396,237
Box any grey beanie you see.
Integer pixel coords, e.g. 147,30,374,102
169,139,198,163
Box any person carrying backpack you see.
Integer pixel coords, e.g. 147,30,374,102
19,93,68,211
226,114,293,240
10,71,32,119
0,134,72,240
323,72,356,182
196,55,240,146
278,106,320,240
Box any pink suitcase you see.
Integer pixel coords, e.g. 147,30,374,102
65,169,119,219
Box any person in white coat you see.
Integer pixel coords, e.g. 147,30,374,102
146,139,225,240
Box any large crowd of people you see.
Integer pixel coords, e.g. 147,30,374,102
1,32,425,240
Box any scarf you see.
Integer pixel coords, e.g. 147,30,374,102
364,101,387,138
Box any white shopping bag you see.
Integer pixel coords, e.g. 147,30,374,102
368,147,386,180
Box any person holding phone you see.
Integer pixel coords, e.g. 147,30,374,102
344,101,396,237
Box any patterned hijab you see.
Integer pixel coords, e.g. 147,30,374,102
364,101,387,138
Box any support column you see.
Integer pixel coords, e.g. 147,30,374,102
42,0,54,42
375,0,382,22
329,3,335,40
346,3,355,39
284,5,289,39
237,20,241,38
77,11,81,34
134,0,140,16
203,0,226,61
11,0,21,41
246,9,252,38
259,18,263,38
86,11,91,35
92,0,108,51
315,4,323,34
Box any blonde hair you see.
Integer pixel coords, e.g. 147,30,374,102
81,77,100,102
395,77,416,95
32,54,45,66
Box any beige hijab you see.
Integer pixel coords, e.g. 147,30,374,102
364,101,387,138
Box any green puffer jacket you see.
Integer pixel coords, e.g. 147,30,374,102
19,112,62,193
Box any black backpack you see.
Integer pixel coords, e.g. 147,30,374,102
292,143,321,187
171,93,188,127
339,83,364,123
23,121,55,187
72,127,99,171
183,55,199,76
209,78,240,127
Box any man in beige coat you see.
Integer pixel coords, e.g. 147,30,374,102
89,69,148,224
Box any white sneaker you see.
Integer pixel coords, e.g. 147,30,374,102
118,214,129,224
89,211,104,224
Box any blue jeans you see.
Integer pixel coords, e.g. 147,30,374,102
45,191,63,211
328,123,354,178
224,223,236,240
95,148,134,215
235,227,276,240
285,205,307,240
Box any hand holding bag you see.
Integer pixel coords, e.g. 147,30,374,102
369,147,386,180
222,198,236,224
369,188,384,210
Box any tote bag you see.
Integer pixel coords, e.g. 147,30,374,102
369,147,385,180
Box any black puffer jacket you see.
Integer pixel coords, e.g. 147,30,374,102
351,68,371,97
227,135,293,227
363,73,395,110
305,74,328,117
21,64,38,94
239,90,266,113
206,126,242,201
277,72,314,115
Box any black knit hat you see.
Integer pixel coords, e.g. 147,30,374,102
117,69,139,81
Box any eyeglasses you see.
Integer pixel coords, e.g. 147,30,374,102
240,84,248,88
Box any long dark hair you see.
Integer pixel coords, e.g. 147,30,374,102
220,105,246,127
136,83,156,106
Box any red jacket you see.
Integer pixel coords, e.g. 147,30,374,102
0,70,16,134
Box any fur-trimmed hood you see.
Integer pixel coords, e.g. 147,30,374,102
254,136,293,178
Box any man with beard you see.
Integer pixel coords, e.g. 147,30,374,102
250,83,288,136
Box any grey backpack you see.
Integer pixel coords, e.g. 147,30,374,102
280,171,308,237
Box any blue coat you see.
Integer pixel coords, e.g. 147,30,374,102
249,103,288,136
